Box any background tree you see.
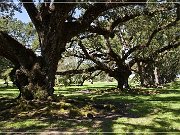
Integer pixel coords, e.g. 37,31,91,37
63,3,180,90
137,45,180,87
0,57,13,87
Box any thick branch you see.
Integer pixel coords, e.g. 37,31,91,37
56,66,100,75
20,0,42,32
64,0,146,40
111,5,175,30
105,37,122,63
78,40,111,72
81,0,146,27
122,19,179,61
0,31,37,69
129,57,153,67
152,41,180,58
146,21,178,48
88,26,113,38
129,41,180,67
111,13,142,30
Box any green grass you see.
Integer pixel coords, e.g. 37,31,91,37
0,81,180,134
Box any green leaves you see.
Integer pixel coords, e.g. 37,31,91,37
0,0,22,18
0,18,39,50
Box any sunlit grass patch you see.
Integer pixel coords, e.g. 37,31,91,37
112,105,180,133
0,119,49,132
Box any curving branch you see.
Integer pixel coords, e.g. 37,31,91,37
122,19,179,61
111,13,142,30
56,66,100,76
80,0,146,27
105,37,122,63
64,0,146,40
151,41,180,58
78,40,111,72
111,5,175,30
129,40,180,67
0,31,37,69
88,26,113,38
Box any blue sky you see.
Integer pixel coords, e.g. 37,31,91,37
14,6,30,23
14,4,81,23
13,0,31,23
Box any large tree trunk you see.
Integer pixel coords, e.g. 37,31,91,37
137,62,157,87
0,31,62,100
13,57,55,100
116,74,130,90
111,67,132,91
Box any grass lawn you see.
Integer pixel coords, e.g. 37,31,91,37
0,81,179,134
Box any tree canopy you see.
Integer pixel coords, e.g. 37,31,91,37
60,2,180,89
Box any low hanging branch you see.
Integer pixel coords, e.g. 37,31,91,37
129,40,180,67
151,41,180,58
78,40,111,73
0,31,37,69
122,19,179,61
56,66,100,76
122,5,180,61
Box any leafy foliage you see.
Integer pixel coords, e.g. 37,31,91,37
0,0,22,18
0,18,39,50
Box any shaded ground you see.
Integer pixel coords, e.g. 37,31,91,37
0,81,180,134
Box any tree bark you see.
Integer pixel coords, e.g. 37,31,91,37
137,62,146,86
0,31,58,100
13,57,54,100
110,67,132,90
138,63,158,87
154,67,159,85
116,74,131,90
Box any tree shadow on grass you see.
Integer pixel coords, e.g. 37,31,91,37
1,125,48,133
0,99,179,133
55,84,116,94
148,96,180,101
116,122,180,133
0,98,18,111
0,86,19,99
98,101,180,133
158,89,180,94
0,93,18,99
0,81,179,133
0,85,17,89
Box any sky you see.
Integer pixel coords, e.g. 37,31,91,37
14,7,30,23
12,0,30,23
14,9,81,23
14,3,81,23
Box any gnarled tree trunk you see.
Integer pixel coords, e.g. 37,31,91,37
109,67,132,90
0,31,62,100
14,58,51,100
